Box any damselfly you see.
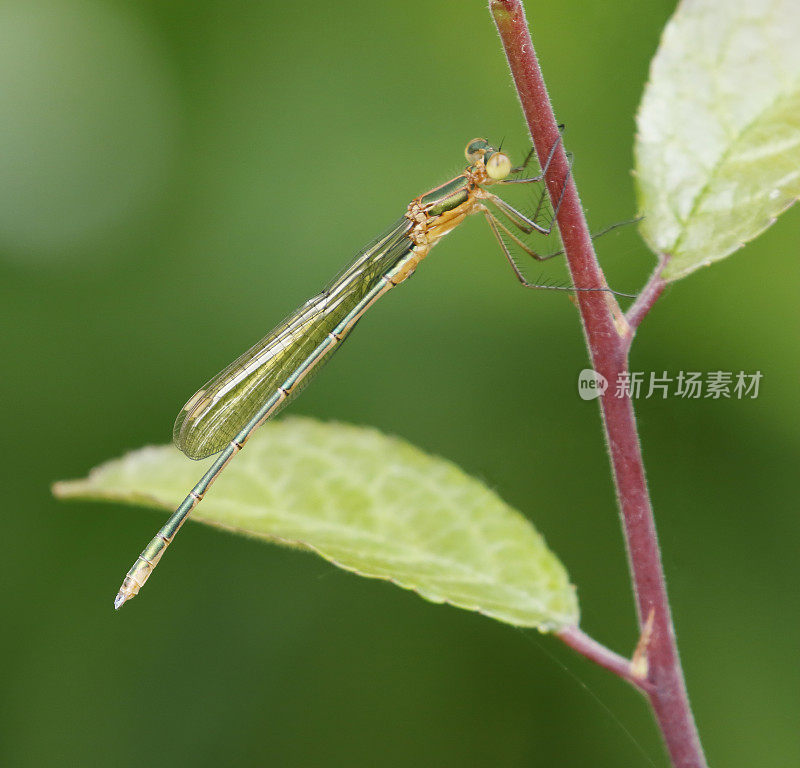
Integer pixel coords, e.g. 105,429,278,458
115,137,619,609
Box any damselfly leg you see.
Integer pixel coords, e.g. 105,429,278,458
479,145,636,297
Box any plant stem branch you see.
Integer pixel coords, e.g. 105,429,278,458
557,626,650,691
626,256,669,336
488,3,707,767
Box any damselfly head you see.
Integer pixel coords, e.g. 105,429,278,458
464,138,512,181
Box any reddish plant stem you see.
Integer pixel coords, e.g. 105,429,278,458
626,257,669,337
488,3,707,767
557,626,651,691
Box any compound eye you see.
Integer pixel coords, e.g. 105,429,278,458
485,151,512,180
465,137,489,162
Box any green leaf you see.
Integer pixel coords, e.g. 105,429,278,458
53,417,578,631
634,0,800,281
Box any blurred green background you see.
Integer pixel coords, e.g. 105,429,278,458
1,0,798,765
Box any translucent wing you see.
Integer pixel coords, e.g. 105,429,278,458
173,217,414,459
